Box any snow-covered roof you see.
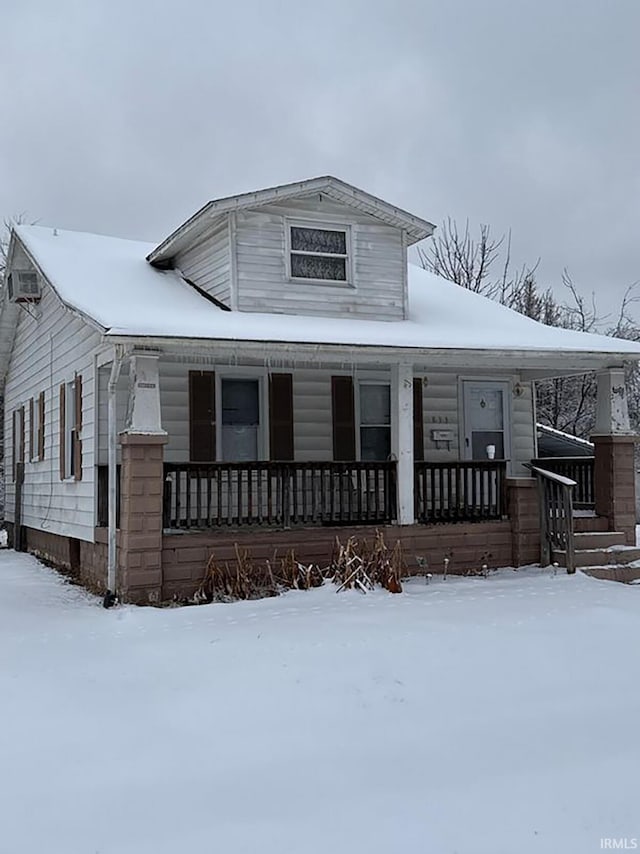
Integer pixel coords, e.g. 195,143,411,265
147,176,436,261
13,224,640,360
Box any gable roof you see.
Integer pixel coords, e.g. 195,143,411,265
147,176,436,263
9,225,640,369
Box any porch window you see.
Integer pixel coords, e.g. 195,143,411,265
359,383,391,461
221,379,260,461
288,223,349,283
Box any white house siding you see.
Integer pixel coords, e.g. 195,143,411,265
234,198,406,320
154,360,535,472
3,282,102,541
174,221,231,306
95,364,129,465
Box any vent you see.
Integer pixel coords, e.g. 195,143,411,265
8,270,40,302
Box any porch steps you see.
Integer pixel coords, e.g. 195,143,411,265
554,529,640,582
573,515,610,533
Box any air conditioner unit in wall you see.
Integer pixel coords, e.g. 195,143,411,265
7,270,41,302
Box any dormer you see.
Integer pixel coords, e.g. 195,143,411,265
148,177,434,321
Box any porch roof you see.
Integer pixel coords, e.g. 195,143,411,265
13,224,640,363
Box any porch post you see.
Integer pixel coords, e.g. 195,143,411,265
591,367,637,545
392,363,415,525
119,353,168,603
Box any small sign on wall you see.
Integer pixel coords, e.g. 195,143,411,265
431,429,455,442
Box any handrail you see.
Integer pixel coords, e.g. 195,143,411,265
530,465,577,488
529,464,577,574
531,456,594,509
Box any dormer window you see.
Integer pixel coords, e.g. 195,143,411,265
287,222,350,284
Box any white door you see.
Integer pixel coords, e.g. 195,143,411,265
462,381,511,461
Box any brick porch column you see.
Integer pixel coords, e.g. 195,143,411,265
507,478,541,566
118,352,167,604
592,436,636,545
592,367,637,545
119,433,167,603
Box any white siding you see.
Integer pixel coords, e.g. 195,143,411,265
234,198,406,320
174,221,231,306
158,360,389,463
4,282,102,541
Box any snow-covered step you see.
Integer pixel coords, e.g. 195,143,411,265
582,566,640,584
555,545,640,568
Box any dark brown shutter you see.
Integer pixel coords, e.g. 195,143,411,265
38,392,45,460
269,373,294,460
413,378,424,462
331,376,356,461
74,375,83,481
189,371,216,461
59,383,66,480
28,398,34,462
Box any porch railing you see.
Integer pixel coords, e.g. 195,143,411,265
531,465,576,573
414,460,507,523
163,461,397,530
531,456,594,509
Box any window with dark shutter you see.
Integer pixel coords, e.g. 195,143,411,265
331,376,355,461
413,378,424,462
28,398,34,462
73,375,83,481
59,384,66,480
12,408,24,481
189,371,216,461
269,373,294,460
37,392,45,461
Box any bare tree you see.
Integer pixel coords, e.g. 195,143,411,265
420,217,640,439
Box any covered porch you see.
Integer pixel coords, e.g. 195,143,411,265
95,342,635,602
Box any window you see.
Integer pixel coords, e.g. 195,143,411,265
60,378,82,480
12,407,24,481
359,383,391,461
37,392,45,461
221,378,260,461
29,398,35,461
288,223,349,283
65,381,77,478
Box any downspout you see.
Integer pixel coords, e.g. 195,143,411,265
105,345,125,607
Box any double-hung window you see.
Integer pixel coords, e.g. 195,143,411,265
288,223,350,284
359,383,391,461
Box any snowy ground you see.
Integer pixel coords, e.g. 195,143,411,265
1,553,639,854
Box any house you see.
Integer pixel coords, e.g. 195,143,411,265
1,176,639,603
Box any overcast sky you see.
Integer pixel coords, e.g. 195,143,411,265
1,0,638,315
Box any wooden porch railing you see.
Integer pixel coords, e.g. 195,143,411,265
96,465,121,528
414,460,507,523
163,461,397,530
531,465,576,574
531,456,594,509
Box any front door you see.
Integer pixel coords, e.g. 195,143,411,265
462,381,511,461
